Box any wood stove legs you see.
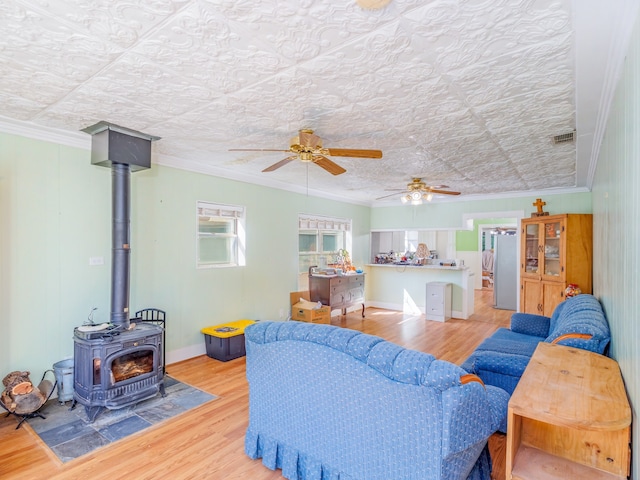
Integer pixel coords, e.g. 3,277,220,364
73,378,166,423
84,405,104,423
69,398,102,423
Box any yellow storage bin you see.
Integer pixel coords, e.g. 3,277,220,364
201,319,255,361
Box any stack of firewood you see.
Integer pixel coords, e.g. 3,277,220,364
0,371,53,415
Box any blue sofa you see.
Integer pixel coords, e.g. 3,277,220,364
461,294,611,395
244,321,509,480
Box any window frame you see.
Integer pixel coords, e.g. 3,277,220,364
298,214,351,275
196,201,246,269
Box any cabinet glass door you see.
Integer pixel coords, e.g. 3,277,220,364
542,220,562,277
524,223,539,274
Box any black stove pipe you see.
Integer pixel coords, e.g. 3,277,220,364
111,163,131,329
82,122,159,329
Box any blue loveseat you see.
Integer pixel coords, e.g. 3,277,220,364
461,294,611,395
244,321,509,480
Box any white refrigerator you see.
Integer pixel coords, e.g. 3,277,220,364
493,235,518,310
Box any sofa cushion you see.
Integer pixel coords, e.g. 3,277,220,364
478,328,541,354
510,313,550,337
545,294,611,353
471,351,533,396
548,299,568,335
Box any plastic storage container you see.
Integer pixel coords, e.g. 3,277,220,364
201,320,255,362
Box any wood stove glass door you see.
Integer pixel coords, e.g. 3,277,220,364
109,348,155,385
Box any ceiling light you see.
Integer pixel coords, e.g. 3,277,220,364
425,193,433,202
401,191,427,205
409,191,423,205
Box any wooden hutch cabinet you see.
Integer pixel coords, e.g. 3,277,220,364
520,214,592,316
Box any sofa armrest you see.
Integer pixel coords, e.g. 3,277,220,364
551,332,593,344
510,312,551,337
485,385,510,433
460,373,485,388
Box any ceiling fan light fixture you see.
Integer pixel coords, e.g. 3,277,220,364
300,152,313,162
381,177,461,203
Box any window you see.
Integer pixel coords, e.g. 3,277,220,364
405,230,419,253
298,215,351,275
197,201,245,268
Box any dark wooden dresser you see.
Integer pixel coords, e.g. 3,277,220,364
309,274,365,317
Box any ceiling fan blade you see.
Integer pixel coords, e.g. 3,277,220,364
298,130,322,148
326,148,383,159
375,192,403,200
262,156,298,172
312,155,346,175
229,148,291,153
428,189,461,195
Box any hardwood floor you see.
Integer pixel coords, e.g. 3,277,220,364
0,289,511,480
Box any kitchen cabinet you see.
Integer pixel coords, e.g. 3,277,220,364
520,214,592,315
309,274,365,317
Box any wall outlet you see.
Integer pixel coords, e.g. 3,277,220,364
89,256,104,266
279,308,285,319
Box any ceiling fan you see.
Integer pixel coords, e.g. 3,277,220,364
228,129,383,175
377,177,461,204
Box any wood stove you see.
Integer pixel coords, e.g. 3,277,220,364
73,122,163,422
73,323,164,421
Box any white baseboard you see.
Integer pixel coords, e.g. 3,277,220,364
166,343,206,366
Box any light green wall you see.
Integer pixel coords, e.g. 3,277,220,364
456,217,515,252
0,132,370,380
592,8,640,479
370,192,592,230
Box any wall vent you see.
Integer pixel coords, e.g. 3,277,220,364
552,131,575,144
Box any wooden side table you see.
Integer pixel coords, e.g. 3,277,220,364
506,342,631,479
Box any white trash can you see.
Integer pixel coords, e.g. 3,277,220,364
52,358,74,403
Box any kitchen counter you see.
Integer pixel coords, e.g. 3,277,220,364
364,264,474,319
366,263,467,271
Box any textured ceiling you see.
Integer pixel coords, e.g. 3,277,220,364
0,0,635,205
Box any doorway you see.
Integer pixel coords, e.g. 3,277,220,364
479,225,517,290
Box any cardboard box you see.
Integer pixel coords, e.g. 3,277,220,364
290,291,331,323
